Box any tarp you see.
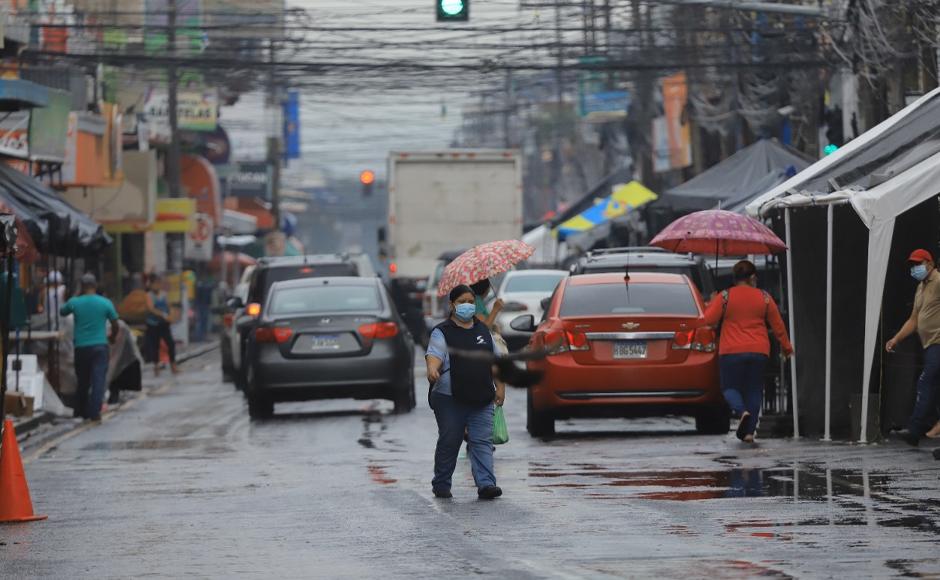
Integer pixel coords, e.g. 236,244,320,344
748,87,940,217
0,163,110,251
556,181,657,240
662,139,811,211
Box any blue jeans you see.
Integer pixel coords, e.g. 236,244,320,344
74,345,110,420
719,353,768,435
908,344,940,437
430,392,496,492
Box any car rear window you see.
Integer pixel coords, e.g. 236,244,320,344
583,263,709,293
269,285,381,315
505,274,566,293
560,282,699,316
251,263,359,301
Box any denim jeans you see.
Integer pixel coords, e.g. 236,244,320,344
430,391,496,492
719,353,768,436
908,344,940,437
74,345,110,420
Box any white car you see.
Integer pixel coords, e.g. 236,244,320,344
494,269,568,350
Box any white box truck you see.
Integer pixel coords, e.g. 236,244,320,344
385,149,523,335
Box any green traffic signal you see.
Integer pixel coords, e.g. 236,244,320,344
437,0,468,21
823,144,839,156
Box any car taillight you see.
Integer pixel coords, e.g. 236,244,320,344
672,330,694,350
246,302,262,317
502,301,528,312
672,328,716,352
255,327,293,343
223,313,234,328
565,330,590,351
359,322,399,339
692,327,717,352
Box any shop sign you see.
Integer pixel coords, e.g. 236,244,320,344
154,198,195,233
0,111,30,159
144,89,218,139
227,161,271,199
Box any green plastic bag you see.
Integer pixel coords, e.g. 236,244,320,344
493,406,509,445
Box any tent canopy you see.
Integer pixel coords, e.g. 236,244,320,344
661,139,811,212
556,181,657,240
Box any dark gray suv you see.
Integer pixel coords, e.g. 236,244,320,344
569,247,716,297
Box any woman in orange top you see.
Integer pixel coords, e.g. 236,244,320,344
703,260,794,443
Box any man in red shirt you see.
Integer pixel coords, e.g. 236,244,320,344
704,260,793,442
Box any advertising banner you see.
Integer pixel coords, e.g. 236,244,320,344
184,213,214,262
0,111,30,160
654,72,693,172
283,91,300,160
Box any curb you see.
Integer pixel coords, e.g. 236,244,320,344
13,340,220,445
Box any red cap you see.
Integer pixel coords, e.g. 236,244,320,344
908,249,934,264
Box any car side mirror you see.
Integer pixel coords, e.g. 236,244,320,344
510,314,537,333
227,297,244,309
540,297,552,311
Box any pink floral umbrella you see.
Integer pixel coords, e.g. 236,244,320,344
437,240,535,297
650,209,786,256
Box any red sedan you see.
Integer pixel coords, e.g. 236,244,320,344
510,272,727,436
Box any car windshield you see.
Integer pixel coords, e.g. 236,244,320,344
504,274,566,294
560,283,699,316
269,285,381,315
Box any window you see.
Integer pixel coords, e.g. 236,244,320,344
560,283,698,317
504,274,566,294
269,285,381,316
250,263,359,302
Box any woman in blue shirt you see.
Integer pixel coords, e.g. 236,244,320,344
426,285,505,500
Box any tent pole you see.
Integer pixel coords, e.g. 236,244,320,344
824,203,833,441
785,208,800,438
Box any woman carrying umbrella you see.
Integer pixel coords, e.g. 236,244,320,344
426,284,504,500
651,210,794,443
702,260,793,443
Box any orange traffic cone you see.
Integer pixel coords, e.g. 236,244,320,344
0,419,46,523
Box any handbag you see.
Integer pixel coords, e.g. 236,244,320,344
493,406,509,445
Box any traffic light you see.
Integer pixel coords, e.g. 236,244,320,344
360,169,375,196
436,0,469,22
824,106,844,149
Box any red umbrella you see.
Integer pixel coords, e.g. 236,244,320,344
437,240,535,297
650,210,786,256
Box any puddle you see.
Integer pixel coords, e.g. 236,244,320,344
529,465,900,502
81,438,213,451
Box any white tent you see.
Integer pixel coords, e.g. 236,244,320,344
522,224,560,264
746,87,940,442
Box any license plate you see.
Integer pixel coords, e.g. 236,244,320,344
308,335,341,351
613,340,647,359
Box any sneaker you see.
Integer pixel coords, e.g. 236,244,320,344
478,486,502,500
432,488,452,499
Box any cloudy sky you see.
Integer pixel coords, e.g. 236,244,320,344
220,0,580,183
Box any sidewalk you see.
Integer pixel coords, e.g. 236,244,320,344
11,340,220,444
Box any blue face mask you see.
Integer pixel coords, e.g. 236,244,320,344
912,264,929,281
454,303,476,321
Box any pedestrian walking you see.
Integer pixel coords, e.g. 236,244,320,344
470,278,503,330
703,260,793,443
145,274,179,376
885,249,940,446
59,273,120,422
426,284,505,500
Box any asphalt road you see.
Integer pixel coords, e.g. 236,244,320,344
4,349,940,579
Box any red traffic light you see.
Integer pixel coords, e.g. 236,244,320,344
359,170,376,185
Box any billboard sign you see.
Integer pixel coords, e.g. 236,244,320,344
144,89,219,140
227,161,271,199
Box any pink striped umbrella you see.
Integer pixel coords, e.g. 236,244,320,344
437,240,535,297
650,210,786,256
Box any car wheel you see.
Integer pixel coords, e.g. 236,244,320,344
526,387,554,437
246,365,274,419
393,372,416,414
695,406,730,435
221,339,235,382
234,341,248,391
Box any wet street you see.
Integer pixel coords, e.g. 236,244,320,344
4,349,940,579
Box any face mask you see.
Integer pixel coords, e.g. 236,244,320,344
912,264,929,281
454,303,476,321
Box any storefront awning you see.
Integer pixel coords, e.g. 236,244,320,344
0,79,50,111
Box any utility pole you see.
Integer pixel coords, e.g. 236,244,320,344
166,0,182,198
267,40,282,230
553,0,565,210
503,69,513,148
